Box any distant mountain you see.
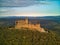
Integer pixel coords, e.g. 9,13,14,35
0,16,60,20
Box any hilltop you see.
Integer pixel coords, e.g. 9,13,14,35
0,16,60,34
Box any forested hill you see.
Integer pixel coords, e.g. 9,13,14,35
0,28,60,45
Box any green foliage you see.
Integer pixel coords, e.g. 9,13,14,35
0,28,60,45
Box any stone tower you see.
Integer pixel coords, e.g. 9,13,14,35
25,17,28,24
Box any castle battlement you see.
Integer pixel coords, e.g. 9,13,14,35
15,17,45,32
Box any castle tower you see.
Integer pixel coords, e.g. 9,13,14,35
25,17,28,24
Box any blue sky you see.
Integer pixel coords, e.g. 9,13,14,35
0,0,60,17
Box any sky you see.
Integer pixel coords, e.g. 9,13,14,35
0,0,60,17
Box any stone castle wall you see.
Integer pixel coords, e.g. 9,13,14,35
15,18,45,32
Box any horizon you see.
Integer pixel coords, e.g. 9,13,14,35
0,15,60,18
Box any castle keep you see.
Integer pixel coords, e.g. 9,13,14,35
15,17,45,32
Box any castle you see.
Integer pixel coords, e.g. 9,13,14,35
15,17,45,32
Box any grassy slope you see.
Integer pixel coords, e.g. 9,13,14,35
0,28,60,45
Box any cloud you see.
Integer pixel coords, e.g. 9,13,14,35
0,0,51,7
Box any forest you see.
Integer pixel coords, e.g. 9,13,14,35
0,28,60,45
